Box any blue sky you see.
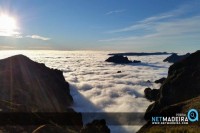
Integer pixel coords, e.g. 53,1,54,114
0,0,200,52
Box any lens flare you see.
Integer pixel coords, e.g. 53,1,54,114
0,14,19,36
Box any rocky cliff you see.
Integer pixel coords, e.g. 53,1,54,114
138,50,200,133
0,54,73,112
0,55,83,132
0,54,111,133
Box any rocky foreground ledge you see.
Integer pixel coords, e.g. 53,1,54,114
0,55,110,133
138,50,200,133
0,54,73,112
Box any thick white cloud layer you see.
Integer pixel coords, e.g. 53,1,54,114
0,50,171,133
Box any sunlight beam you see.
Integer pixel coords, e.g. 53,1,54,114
0,13,20,37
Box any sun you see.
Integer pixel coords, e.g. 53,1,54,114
0,14,19,36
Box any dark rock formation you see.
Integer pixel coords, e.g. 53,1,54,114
146,80,151,83
133,60,141,63
138,51,200,132
117,71,122,73
0,55,83,132
105,55,142,64
161,51,200,106
143,50,200,120
80,119,110,133
154,77,166,84
105,55,132,64
0,54,73,112
163,53,190,63
144,88,160,101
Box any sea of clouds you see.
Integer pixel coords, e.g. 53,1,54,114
0,50,171,133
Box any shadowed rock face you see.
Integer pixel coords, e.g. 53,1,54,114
161,50,200,106
0,55,111,133
144,50,200,120
144,88,160,101
0,54,73,112
0,55,84,132
138,51,200,132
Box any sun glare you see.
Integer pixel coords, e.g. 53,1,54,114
0,14,19,36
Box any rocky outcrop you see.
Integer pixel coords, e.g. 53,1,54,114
80,119,110,133
0,54,111,133
144,88,160,101
0,54,73,112
163,53,190,63
154,77,166,84
105,55,132,64
105,55,141,64
138,50,200,132
133,60,141,63
161,50,200,107
0,55,83,132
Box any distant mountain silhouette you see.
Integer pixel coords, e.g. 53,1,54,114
163,53,190,63
108,52,174,56
105,55,132,63
105,55,141,64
